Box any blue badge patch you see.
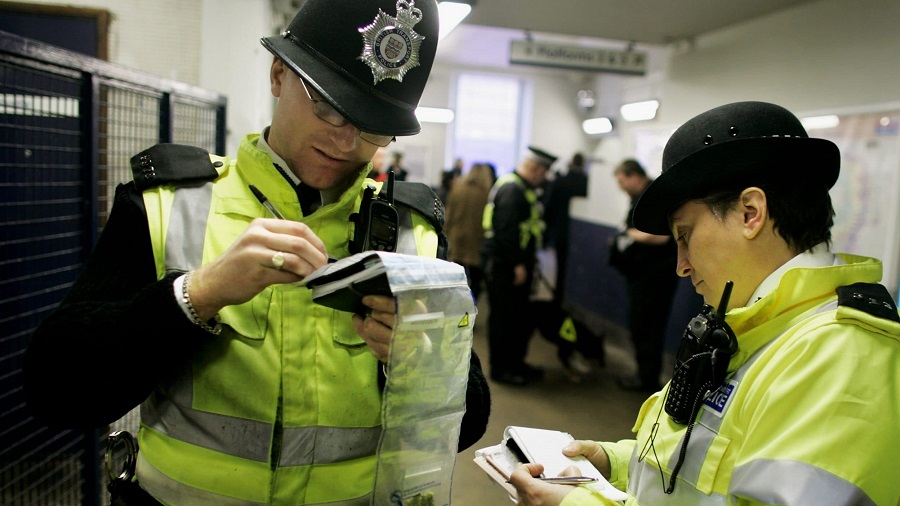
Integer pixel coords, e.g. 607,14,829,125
703,380,737,418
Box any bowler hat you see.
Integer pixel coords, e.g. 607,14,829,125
632,101,840,235
261,0,439,137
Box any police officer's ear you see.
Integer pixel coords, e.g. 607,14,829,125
739,187,768,240
271,57,287,97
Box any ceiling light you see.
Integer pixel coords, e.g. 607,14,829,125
438,1,474,41
416,107,455,124
801,115,840,130
620,100,659,122
582,117,613,135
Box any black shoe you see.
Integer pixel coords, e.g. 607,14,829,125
491,371,528,386
618,376,659,393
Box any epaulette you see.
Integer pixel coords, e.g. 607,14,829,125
836,282,900,324
390,181,445,233
131,143,221,191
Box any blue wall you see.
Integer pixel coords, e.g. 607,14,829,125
563,219,703,354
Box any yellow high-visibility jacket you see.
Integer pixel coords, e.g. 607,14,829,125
137,135,441,505
482,172,543,259
563,253,900,506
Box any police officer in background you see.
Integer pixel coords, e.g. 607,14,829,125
508,101,900,505
482,146,557,386
23,0,490,504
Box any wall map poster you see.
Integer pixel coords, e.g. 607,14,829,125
818,110,900,300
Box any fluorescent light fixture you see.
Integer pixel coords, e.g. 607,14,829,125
416,107,455,124
438,1,472,41
620,100,659,122
801,115,840,130
582,117,613,135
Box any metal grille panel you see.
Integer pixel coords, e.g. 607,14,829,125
1,30,226,506
97,86,161,224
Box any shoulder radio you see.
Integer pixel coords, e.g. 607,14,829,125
350,170,399,254
665,281,738,425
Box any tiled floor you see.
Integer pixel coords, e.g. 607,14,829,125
449,300,654,504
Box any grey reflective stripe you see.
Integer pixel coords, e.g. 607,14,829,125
165,181,213,272
731,459,876,506
138,452,373,506
142,389,273,462
395,205,417,255
144,393,380,464
281,426,380,466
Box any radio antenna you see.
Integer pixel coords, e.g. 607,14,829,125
716,281,734,320
385,169,395,205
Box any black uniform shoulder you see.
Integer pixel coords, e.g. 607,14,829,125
131,143,222,191
836,282,900,323
391,181,445,233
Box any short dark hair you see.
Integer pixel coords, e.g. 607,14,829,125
699,184,835,253
615,159,647,179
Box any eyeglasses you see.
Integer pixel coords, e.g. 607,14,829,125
296,76,395,147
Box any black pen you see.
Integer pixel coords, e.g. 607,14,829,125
249,184,285,219
249,184,337,263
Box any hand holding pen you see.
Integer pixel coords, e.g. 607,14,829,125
250,184,336,264
175,186,331,323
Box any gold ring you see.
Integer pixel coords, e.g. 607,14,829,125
271,251,285,270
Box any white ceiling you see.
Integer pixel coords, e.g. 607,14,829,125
460,0,822,46
277,0,823,47
277,0,825,69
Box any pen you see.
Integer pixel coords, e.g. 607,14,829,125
249,184,285,219
248,184,337,263
538,476,598,484
502,476,598,485
503,476,598,485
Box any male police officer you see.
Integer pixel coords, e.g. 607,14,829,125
508,101,900,505
482,146,557,385
24,1,491,504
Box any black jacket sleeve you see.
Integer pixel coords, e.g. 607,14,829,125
457,350,491,451
23,182,214,429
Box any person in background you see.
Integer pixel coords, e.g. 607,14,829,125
610,158,679,392
23,1,490,504
436,157,464,204
543,152,588,300
445,162,495,303
368,146,389,182
508,101,900,505
481,146,557,386
387,150,409,181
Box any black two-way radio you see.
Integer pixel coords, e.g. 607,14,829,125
665,281,738,425
350,170,399,254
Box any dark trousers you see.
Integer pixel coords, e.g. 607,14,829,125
461,263,484,303
626,270,679,387
485,262,533,376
